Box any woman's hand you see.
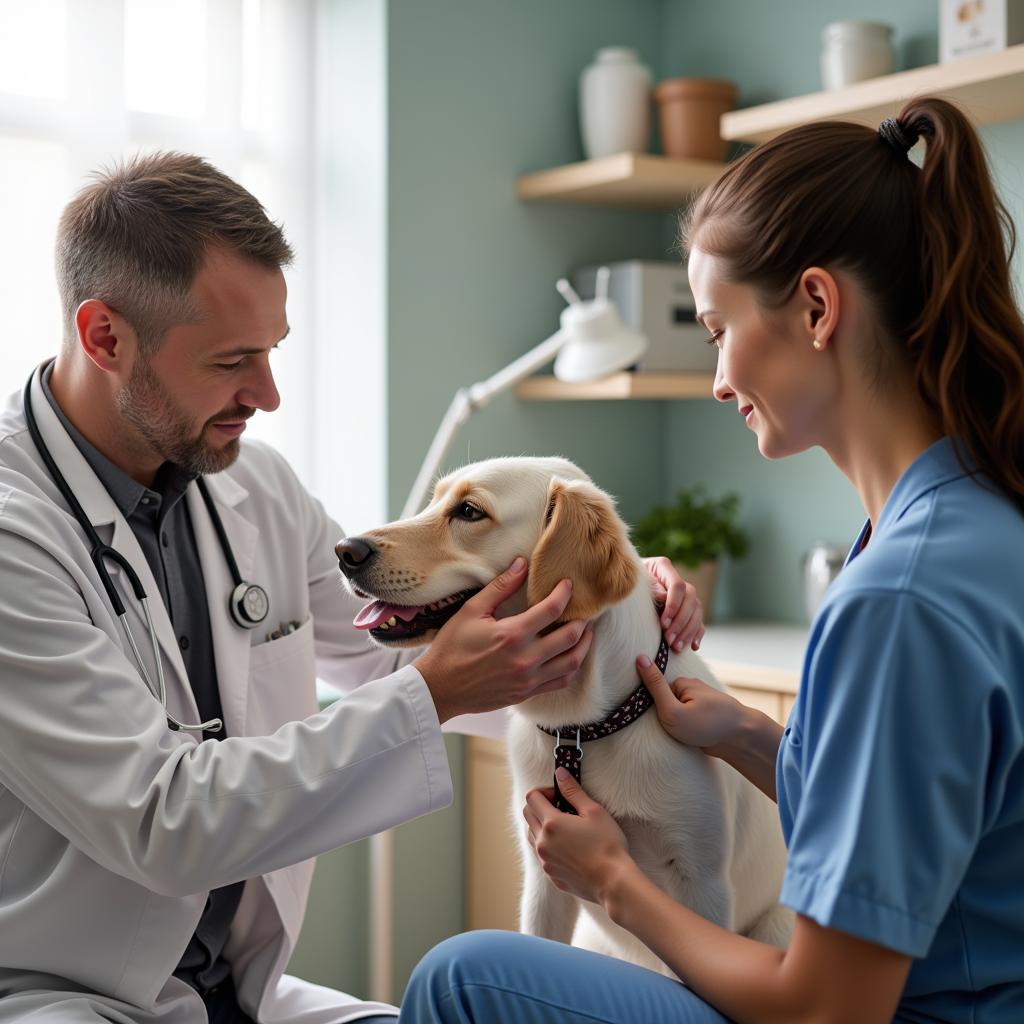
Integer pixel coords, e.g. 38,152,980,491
637,657,783,800
636,655,746,759
523,769,635,905
413,557,593,723
643,556,704,653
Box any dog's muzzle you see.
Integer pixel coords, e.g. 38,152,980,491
336,535,479,642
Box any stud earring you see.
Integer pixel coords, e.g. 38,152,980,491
812,338,823,351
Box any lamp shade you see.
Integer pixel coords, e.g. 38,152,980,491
552,295,648,382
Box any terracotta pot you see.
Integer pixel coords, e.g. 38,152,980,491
674,559,719,623
654,77,737,162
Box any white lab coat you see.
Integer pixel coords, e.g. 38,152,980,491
0,369,453,1022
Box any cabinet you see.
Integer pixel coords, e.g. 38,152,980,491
465,621,806,932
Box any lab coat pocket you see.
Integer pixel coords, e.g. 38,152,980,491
245,616,318,735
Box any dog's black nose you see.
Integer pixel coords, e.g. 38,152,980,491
336,536,377,578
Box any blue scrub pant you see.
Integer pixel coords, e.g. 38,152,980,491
398,930,731,1023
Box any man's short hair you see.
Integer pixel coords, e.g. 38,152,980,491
56,151,294,354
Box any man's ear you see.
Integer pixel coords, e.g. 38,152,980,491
527,477,637,621
75,299,137,376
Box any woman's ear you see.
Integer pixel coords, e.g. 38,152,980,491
797,266,840,349
527,477,638,621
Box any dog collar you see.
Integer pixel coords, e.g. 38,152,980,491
538,635,670,814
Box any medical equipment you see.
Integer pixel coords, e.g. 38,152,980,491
23,372,270,733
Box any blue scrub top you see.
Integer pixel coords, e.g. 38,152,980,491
777,437,1024,1022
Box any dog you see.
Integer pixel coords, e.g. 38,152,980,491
337,456,793,975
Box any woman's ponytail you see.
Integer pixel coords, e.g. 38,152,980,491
899,97,1024,511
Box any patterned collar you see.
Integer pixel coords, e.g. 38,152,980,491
538,635,670,814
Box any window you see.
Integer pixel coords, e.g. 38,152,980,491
0,0,316,483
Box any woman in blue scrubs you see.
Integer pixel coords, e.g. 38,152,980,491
399,95,1024,1023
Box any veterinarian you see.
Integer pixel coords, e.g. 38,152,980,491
0,152,705,1024
399,96,1024,1023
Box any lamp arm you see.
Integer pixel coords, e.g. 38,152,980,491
401,387,474,519
401,328,566,518
466,328,565,407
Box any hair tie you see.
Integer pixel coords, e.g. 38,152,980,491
878,118,917,156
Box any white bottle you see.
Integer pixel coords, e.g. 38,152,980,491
820,21,895,90
579,47,652,160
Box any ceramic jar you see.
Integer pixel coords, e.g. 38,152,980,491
579,47,652,160
654,77,736,162
820,21,895,90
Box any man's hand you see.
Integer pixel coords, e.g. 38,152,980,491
643,556,704,653
413,557,593,723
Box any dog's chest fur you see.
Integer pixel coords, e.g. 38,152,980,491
507,707,731,882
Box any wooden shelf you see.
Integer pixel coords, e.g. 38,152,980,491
515,151,725,208
723,43,1024,143
515,371,714,401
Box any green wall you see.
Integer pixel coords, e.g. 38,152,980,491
386,0,674,527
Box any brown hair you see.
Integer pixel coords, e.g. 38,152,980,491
56,151,294,354
682,97,1024,513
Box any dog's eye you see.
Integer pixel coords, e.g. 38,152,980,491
451,501,487,522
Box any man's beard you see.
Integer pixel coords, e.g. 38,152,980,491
115,357,250,476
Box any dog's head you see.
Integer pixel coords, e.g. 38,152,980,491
337,456,638,647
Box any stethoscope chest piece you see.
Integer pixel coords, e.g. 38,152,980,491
231,581,269,628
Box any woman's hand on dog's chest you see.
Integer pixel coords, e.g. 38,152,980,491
524,769,634,907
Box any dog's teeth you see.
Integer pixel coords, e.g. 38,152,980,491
379,622,390,631
387,616,397,626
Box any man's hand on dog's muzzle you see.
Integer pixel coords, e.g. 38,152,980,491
413,556,593,723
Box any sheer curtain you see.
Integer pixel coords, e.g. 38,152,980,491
0,0,316,484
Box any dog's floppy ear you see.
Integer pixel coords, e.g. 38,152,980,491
527,477,638,621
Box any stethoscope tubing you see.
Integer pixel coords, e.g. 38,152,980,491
21,367,266,734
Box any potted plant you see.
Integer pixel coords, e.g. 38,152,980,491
632,485,749,621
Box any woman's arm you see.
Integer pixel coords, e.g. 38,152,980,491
525,773,913,1024
637,657,783,800
613,866,912,1024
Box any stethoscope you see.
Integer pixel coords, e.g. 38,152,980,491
23,371,270,733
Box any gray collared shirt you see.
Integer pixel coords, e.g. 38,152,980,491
41,364,242,995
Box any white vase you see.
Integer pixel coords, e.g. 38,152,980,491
820,21,895,90
579,47,652,160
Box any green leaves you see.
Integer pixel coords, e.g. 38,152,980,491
632,486,749,568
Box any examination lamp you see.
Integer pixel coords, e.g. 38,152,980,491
401,266,649,518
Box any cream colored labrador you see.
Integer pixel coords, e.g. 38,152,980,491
339,456,792,974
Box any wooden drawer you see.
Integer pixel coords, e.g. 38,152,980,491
465,736,521,932
725,685,784,723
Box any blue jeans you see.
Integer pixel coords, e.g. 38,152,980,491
398,931,731,1023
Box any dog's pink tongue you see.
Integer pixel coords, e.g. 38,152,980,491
353,601,424,630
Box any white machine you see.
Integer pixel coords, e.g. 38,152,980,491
572,259,718,373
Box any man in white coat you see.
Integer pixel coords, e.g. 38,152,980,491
0,153,701,1024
